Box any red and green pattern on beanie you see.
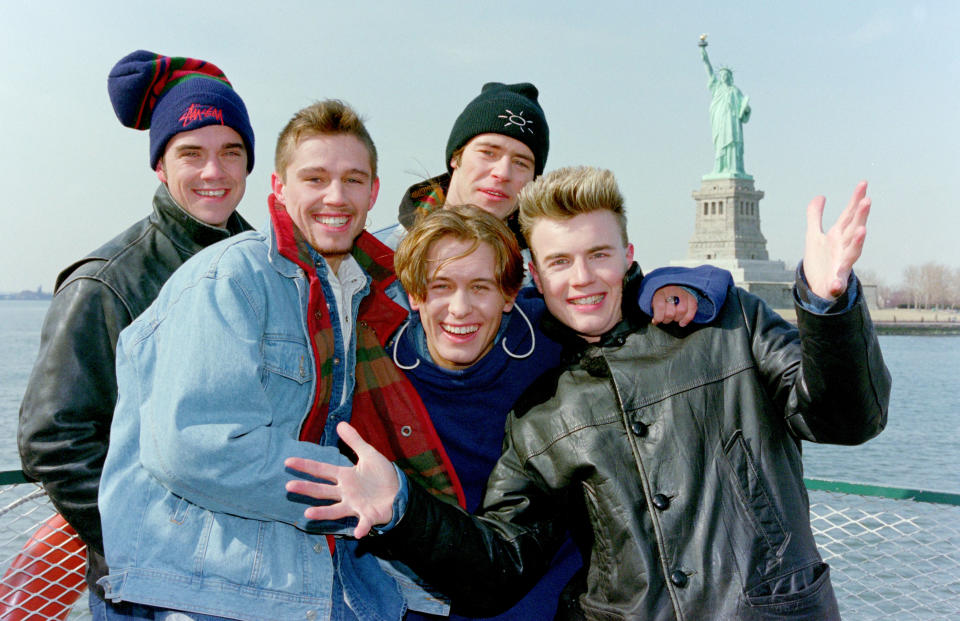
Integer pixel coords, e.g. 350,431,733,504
108,50,255,172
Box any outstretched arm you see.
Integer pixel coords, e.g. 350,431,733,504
285,422,399,539
802,181,871,299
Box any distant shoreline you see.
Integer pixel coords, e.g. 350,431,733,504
774,307,960,335
0,293,52,301
3,298,957,334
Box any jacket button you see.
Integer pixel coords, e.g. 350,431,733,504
670,570,688,588
630,421,648,437
652,494,670,511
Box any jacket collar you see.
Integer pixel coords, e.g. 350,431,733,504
539,262,649,357
266,192,404,345
397,173,449,229
397,173,528,249
265,192,396,284
151,184,252,252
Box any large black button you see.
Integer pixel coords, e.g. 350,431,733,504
630,421,648,437
652,494,670,511
670,570,688,588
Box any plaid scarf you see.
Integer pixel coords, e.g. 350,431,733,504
269,195,464,508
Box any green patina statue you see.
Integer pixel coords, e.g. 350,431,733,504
699,35,752,179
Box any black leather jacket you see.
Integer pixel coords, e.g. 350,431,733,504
18,185,251,595
373,272,890,620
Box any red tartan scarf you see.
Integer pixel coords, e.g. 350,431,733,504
268,195,464,508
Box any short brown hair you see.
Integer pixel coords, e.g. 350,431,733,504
518,166,628,252
395,205,524,302
274,99,377,181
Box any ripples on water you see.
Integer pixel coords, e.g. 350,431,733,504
1,300,958,492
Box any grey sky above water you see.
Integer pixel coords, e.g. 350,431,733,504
1,1,957,292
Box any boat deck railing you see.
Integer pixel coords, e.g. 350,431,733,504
0,470,958,620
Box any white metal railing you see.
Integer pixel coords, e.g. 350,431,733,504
1,474,957,620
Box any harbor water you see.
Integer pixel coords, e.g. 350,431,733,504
2,299,957,492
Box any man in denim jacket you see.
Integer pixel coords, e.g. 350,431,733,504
98,100,459,621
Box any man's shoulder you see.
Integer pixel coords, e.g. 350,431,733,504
370,222,406,251
56,214,155,287
166,229,270,282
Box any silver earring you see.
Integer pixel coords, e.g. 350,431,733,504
392,321,420,370
501,304,535,360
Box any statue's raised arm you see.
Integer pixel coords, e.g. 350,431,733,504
699,35,715,80
699,35,751,178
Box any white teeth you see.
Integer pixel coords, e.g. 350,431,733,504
571,294,604,305
196,190,226,197
442,324,479,335
313,214,349,226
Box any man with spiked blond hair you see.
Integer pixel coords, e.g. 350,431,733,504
283,165,890,620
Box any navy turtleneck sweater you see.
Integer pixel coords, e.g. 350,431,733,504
394,291,578,621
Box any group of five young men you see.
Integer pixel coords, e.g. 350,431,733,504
19,49,888,621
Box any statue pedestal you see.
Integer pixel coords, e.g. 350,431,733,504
671,176,796,308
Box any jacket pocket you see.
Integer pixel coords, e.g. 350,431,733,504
261,335,310,384
716,430,791,579
742,562,839,619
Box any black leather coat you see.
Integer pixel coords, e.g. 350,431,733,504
18,185,251,595
374,274,890,620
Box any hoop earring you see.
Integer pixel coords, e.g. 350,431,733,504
501,304,535,360
392,321,420,370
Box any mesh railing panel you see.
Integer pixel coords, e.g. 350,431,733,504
809,489,960,620
0,481,90,620
0,479,957,620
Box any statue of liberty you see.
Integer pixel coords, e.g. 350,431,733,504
699,35,751,178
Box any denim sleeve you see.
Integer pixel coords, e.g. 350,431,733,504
372,464,409,534
794,261,858,314
637,265,734,323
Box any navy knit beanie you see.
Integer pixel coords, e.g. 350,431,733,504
107,50,255,172
446,82,549,175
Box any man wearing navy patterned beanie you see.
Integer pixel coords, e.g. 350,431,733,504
375,81,549,249
18,49,254,620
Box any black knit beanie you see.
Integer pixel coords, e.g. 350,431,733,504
445,82,548,175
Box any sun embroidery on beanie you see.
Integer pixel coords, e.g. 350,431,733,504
498,109,535,134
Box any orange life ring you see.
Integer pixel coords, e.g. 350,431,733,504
0,513,87,621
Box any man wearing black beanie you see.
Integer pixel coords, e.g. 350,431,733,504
18,49,254,620
375,81,547,250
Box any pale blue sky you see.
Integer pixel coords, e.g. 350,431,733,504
1,1,957,292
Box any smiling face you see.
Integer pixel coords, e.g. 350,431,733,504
529,210,634,342
445,133,535,220
272,133,379,273
410,236,515,370
157,124,248,227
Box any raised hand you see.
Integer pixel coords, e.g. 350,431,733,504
803,181,871,300
285,422,399,539
651,285,698,327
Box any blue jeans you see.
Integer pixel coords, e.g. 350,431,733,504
89,590,236,621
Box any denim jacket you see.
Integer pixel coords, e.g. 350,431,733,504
99,221,446,621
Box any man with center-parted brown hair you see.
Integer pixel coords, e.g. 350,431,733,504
97,99,460,621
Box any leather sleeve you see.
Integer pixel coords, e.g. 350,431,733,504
17,273,130,554
743,279,891,445
367,423,569,616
